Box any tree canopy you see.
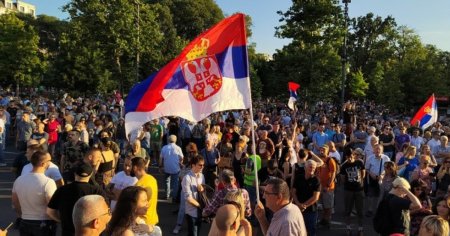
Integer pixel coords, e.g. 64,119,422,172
1,0,449,112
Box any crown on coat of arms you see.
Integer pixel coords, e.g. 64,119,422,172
424,106,431,113
186,38,209,61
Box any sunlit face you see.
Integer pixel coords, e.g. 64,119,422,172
262,184,279,212
192,161,204,174
437,200,450,218
135,191,149,216
123,158,132,175
97,200,112,233
89,151,102,167
374,145,382,156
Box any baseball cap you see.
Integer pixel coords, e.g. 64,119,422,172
75,163,93,177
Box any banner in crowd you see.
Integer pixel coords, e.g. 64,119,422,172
410,94,438,129
287,82,300,110
125,13,251,135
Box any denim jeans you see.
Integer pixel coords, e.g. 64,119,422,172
166,173,179,199
176,191,186,225
186,214,201,236
19,219,57,236
0,141,4,163
303,211,318,236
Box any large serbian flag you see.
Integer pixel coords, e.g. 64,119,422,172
125,13,251,135
287,82,300,110
410,94,438,129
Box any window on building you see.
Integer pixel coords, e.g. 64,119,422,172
6,2,12,8
20,6,25,12
30,9,34,15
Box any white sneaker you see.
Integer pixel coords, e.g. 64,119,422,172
173,224,181,234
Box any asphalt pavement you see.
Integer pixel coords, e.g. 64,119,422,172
0,140,378,236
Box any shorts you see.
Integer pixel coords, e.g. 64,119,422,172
320,190,334,209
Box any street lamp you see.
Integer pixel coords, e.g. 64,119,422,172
136,0,140,84
340,0,350,119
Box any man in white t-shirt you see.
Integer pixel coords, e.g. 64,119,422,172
108,156,137,210
20,140,64,188
21,160,64,188
12,151,57,236
328,141,342,164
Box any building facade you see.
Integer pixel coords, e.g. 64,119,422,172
0,0,36,17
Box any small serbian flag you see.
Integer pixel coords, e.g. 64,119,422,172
125,14,251,135
410,94,438,129
288,82,300,110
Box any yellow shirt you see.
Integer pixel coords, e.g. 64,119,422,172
135,173,159,225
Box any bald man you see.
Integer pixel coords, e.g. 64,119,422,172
72,195,111,236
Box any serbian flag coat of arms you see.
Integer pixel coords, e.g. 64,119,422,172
288,82,300,110
410,94,438,130
125,13,251,135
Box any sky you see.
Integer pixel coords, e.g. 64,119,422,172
26,0,450,55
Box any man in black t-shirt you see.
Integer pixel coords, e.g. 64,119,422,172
47,163,105,236
379,125,395,160
268,121,282,160
293,160,321,236
340,149,365,234
258,159,283,187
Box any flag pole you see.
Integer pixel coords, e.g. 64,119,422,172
241,15,260,204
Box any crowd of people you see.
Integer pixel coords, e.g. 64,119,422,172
0,91,449,236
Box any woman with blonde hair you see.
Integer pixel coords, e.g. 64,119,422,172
420,144,437,167
410,155,434,193
208,189,252,236
397,146,419,181
419,215,449,236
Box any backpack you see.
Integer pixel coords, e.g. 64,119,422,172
373,194,393,234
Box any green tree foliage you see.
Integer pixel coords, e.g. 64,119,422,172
59,0,164,93
0,13,43,91
348,69,368,98
267,0,343,103
164,0,224,41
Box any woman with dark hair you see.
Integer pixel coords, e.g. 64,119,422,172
172,143,199,234
107,186,161,236
432,197,450,222
380,161,398,198
181,155,205,236
409,179,433,235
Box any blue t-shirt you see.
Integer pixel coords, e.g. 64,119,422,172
398,156,419,180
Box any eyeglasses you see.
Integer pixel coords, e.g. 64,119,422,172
84,208,111,226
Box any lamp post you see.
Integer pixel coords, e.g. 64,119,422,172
135,0,140,84
340,0,350,119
